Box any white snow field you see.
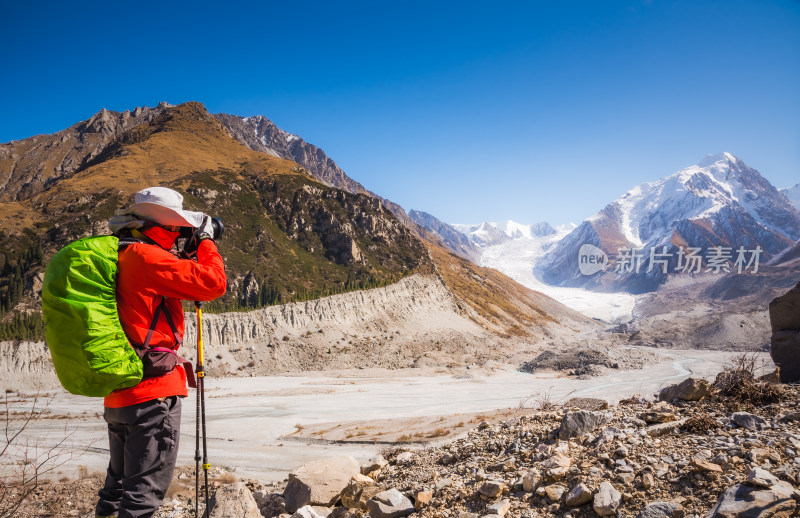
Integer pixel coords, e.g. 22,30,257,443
470,223,636,323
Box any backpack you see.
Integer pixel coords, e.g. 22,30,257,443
42,236,143,397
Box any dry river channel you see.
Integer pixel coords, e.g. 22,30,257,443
4,348,767,483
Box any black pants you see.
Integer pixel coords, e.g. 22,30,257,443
96,396,182,518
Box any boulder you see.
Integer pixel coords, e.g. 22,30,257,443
658,377,712,402
558,410,612,439
284,456,361,512
522,470,541,492
206,482,262,518
732,412,767,431
691,456,723,473
646,419,687,437
478,480,506,499
340,474,382,510
366,488,415,518
544,484,566,501
565,483,593,506
414,490,433,511
361,454,388,475
541,453,571,480
486,499,511,516
707,481,796,517
637,502,684,518
593,481,621,517
748,448,771,464
746,467,781,489
291,506,333,518
769,282,800,383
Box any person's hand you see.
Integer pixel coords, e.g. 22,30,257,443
195,216,215,240
183,216,214,258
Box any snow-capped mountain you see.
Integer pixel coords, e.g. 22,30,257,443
491,220,556,240
451,220,557,247
781,183,800,211
537,153,800,293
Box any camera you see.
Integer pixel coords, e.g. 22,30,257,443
179,217,224,240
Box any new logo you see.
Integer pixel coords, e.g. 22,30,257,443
578,244,608,275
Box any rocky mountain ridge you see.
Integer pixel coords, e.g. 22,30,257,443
214,113,368,196
408,211,479,262
0,103,169,201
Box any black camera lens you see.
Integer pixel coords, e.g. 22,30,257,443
211,218,224,240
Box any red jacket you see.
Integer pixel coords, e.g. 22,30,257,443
104,237,226,408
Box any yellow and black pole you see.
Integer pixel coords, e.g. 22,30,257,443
195,301,210,517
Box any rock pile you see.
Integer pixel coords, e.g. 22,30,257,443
158,379,800,518
364,382,800,517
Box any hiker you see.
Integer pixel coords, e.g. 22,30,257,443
95,187,226,518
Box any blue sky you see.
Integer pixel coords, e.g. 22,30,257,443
1,1,798,226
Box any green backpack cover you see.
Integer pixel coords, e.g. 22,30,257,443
42,236,143,397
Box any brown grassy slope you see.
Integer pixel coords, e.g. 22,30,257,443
428,243,597,335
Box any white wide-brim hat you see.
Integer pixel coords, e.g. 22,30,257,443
116,187,204,228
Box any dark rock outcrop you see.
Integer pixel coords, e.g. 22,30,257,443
557,410,612,439
769,282,800,383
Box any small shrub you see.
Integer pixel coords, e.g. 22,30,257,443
714,353,785,406
682,414,718,434
518,387,571,412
